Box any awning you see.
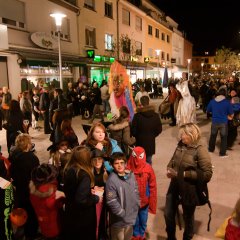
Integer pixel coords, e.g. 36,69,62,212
9,47,87,67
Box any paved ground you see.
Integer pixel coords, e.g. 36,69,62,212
1,97,239,240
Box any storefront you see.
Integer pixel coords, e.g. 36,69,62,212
87,54,115,87
17,49,87,91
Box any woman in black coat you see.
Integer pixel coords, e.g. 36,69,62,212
63,146,101,240
3,100,25,152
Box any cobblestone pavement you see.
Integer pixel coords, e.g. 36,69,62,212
1,98,239,240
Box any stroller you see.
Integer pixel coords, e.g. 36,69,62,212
159,95,171,119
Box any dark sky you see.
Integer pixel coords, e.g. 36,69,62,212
150,0,239,55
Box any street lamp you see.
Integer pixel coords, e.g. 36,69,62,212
155,49,161,82
187,58,191,81
50,13,66,89
201,62,204,77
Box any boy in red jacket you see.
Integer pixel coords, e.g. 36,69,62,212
127,146,157,240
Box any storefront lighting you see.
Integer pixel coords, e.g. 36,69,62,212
50,12,66,89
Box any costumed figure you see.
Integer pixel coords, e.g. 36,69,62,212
108,61,136,120
176,79,196,126
127,146,157,240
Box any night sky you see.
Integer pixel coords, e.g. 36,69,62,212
150,0,239,55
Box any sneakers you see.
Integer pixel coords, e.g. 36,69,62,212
219,154,229,158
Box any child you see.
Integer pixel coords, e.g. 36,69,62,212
32,94,41,130
48,140,72,191
127,146,157,240
225,198,240,239
105,152,139,240
29,163,65,239
91,149,109,240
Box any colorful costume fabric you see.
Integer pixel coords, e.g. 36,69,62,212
108,61,136,120
127,147,157,239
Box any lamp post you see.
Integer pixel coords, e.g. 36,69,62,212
187,58,191,81
201,62,204,77
155,49,161,82
50,13,66,89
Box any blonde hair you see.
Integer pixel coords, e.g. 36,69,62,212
64,146,94,187
178,123,201,144
15,133,31,151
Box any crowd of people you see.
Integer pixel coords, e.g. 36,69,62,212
1,67,240,240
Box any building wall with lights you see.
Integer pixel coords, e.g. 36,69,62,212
0,0,81,97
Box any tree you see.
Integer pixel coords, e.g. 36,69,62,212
215,47,240,77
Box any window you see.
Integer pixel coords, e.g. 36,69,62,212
135,41,142,56
51,18,70,41
161,32,165,41
105,34,113,50
0,0,26,30
148,25,152,35
167,53,170,61
122,38,131,54
161,51,165,60
84,0,95,10
105,1,113,18
135,16,142,31
155,29,159,38
122,9,130,26
64,0,77,5
167,35,170,43
85,27,96,47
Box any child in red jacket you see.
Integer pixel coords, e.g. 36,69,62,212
127,146,157,240
29,163,65,239
225,198,240,240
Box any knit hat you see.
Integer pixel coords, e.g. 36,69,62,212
31,163,58,186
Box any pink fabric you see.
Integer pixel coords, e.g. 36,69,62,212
114,94,127,109
96,201,103,239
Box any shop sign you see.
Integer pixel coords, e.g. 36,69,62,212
144,57,150,63
93,55,115,63
171,58,176,63
87,49,95,58
30,32,58,49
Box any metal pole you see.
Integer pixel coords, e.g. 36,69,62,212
58,30,63,89
158,56,160,82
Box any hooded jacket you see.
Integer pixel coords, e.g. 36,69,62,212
127,147,157,213
207,95,233,124
29,181,64,238
131,105,162,156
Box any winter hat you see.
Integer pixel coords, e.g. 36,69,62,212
31,163,58,186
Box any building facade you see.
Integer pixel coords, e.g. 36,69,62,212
0,0,193,97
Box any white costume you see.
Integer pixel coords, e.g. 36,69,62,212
176,80,196,126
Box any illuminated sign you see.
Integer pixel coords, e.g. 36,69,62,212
144,57,150,63
86,49,95,58
93,55,115,63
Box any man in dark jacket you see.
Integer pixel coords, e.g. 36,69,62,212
39,85,51,134
131,96,162,165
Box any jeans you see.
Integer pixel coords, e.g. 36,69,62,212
102,99,110,114
164,181,196,240
133,206,149,237
208,123,228,156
